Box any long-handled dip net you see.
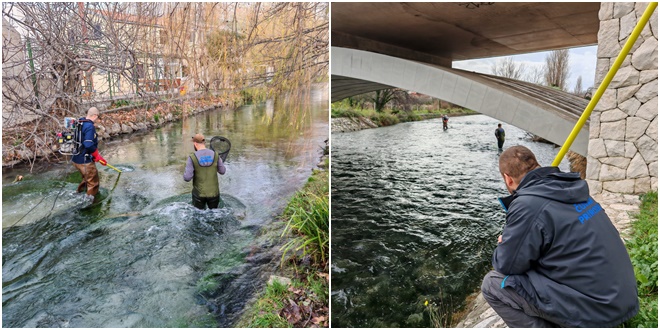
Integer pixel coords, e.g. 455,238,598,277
209,136,231,162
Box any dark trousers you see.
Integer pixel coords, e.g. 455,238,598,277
192,194,221,210
497,139,505,149
481,270,561,328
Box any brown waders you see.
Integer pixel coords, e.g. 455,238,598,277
74,162,100,197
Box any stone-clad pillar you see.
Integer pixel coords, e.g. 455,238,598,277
587,2,658,194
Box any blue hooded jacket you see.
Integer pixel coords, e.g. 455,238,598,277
495,167,638,327
71,118,98,164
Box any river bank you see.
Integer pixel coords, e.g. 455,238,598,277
2,93,238,168
331,111,476,133
236,140,329,328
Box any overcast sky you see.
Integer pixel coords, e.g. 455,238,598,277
453,45,598,91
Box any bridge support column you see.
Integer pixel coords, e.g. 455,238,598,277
587,2,658,194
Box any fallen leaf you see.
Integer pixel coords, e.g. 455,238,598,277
312,316,326,324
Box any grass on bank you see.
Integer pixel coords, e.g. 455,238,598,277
331,101,477,127
623,191,658,328
238,167,329,328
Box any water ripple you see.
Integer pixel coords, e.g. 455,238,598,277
331,115,570,327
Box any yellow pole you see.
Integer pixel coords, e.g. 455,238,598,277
552,2,658,166
105,163,123,173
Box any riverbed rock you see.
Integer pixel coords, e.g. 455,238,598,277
111,123,121,135
268,275,291,286
331,117,379,132
121,123,133,134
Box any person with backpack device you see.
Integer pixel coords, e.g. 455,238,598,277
72,107,107,200
442,115,449,130
495,123,506,152
183,133,227,209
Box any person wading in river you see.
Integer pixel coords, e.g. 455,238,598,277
495,123,505,152
72,107,107,201
183,133,226,209
481,145,638,328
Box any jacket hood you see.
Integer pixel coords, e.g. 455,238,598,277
499,167,589,211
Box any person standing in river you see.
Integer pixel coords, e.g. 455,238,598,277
72,107,107,201
481,146,638,327
183,133,226,209
495,123,505,152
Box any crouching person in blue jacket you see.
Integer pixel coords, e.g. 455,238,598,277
482,145,638,327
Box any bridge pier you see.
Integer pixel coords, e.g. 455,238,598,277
586,2,658,194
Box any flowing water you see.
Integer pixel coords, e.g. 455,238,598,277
330,115,570,328
2,90,328,327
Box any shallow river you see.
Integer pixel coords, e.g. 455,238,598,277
330,115,569,327
2,91,328,327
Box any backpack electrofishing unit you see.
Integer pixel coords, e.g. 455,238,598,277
57,117,85,155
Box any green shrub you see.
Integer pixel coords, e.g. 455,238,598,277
331,108,362,118
281,192,329,265
397,112,422,122
281,170,329,265
111,99,131,108
369,112,399,126
624,191,658,328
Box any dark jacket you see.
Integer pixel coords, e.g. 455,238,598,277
495,167,638,327
72,118,98,164
495,127,505,140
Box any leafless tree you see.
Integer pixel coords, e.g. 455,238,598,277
523,65,545,85
572,76,583,96
491,57,526,80
3,2,328,167
2,2,164,166
242,2,329,95
544,49,570,91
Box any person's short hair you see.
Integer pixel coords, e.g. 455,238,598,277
87,107,99,117
499,145,540,182
192,133,205,143
497,123,502,127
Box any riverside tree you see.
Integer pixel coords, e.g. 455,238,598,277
2,2,328,168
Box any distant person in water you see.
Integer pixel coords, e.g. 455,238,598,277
442,115,449,130
183,133,226,209
495,123,505,152
72,107,107,201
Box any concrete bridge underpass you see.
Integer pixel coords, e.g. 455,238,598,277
332,47,591,156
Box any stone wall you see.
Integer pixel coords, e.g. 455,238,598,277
587,2,658,194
